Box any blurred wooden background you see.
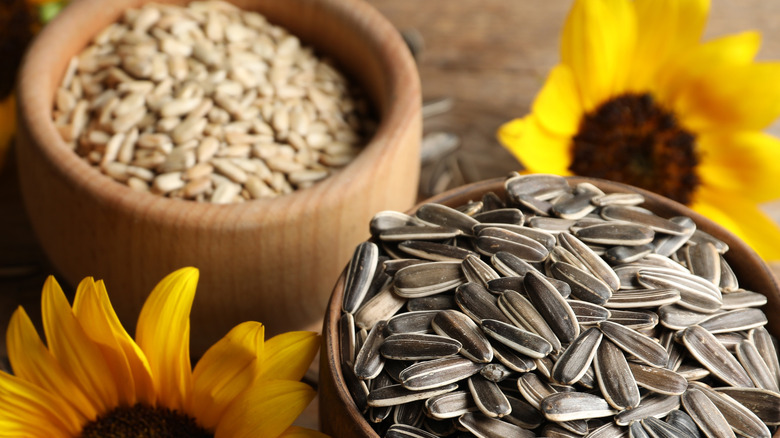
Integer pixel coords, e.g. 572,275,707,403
1,0,780,430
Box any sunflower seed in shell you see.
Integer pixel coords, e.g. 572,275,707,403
387,310,438,334
665,410,702,438
736,340,779,392
575,223,655,247
600,205,689,236
407,294,457,312
468,374,512,418
595,338,641,410
636,269,721,314
539,424,582,437
422,417,457,436
691,381,771,438
524,270,580,343
384,359,413,383
628,421,652,438
340,312,357,366
551,186,599,220
749,326,780,389
355,284,407,330
489,338,537,372
342,360,370,413
498,290,562,352
394,400,426,428
657,304,712,331
652,216,696,257
416,203,480,235
511,193,553,216
380,333,462,361
476,235,548,262
369,373,394,423
458,412,538,438
698,308,767,334
370,211,426,236
455,282,512,324
343,241,380,313
567,299,611,326
681,325,754,388
431,309,493,363
394,261,467,298
505,173,570,201
720,290,768,310
684,242,721,286
549,326,602,386
380,225,464,242
481,318,553,359
640,416,690,438
604,289,680,309
627,362,688,396
457,200,484,216
529,216,578,233
584,421,628,438
424,390,478,419
462,254,501,288
541,392,618,422
676,364,712,381
604,243,656,265
551,261,613,305
367,383,459,408
480,363,513,383
555,233,618,291
487,276,525,294
399,357,484,390
398,240,476,262
516,372,556,411
605,309,659,331
385,424,438,438
354,320,388,380
680,385,736,438
598,321,667,367
689,229,729,254
718,256,739,292
614,394,681,426
476,225,556,252
592,192,645,207
472,208,525,225
714,387,780,425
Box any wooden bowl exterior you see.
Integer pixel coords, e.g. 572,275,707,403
16,0,421,352
320,177,780,437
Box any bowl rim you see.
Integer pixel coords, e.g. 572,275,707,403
16,0,421,225
321,175,780,437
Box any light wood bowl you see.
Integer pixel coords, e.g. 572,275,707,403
320,177,780,437
15,0,421,353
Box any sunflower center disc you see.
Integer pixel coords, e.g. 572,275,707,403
79,403,213,438
570,92,700,205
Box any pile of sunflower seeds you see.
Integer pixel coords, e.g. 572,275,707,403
53,1,375,203
339,173,780,438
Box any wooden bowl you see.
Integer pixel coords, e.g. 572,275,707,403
15,0,421,353
320,176,780,437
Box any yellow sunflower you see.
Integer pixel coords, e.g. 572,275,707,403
498,0,780,261
0,267,327,438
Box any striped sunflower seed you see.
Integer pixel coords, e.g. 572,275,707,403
367,383,459,408
551,327,603,385
394,261,467,298
680,385,735,438
387,310,438,334
498,290,562,353
640,416,690,438
627,362,688,396
468,374,512,418
665,409,702,438
524,270,580,344
550,261,613,305
424,390,477,419
416,203,480,235
614,393,681,426
480,319,553,359
385,424,438,438
342,241,379,313
595,338,641,410
380,333,462,361
455,282,513,324
690,381,771,438
598,321,668,367
681,325,754,388
736,340,779,392
541,392,618,422
458,411,537,438
399,357,484,390
714,387,780,426
431,309,493,363
353,320,388,380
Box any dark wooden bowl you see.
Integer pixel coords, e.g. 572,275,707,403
320,176,780,437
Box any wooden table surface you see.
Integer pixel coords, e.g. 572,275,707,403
2,0,780,431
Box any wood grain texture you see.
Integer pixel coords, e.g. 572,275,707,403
14,0,421,354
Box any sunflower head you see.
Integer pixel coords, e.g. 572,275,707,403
0,267,328,438
498,0,780,260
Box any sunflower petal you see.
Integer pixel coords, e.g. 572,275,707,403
188,321,265,431
692,187,780,261
41,276,118,413
560,0,636,109
277,426,330,438
497,115,573,175
531,65,583,137
257,331,319,383
135,267,199,411
214,380,315,438
697,132,780,203
6,307,92,427
0,370,78,438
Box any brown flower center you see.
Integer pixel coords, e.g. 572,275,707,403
569,93,699,204
79,404,213,438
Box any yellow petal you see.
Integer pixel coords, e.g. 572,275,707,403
531,65,584,137
696,132,780,203
214,380,315,438
6,306,94,425
257,331,319,383
92,280,157,406
672,62,780,132
630,0,708,90
277,426,330,438
135,267,199,411
692,187,780,261
0,370,78,438
188,322,265,431
497,115,573,175
41,276,119,413
72,277,138,406
560,0,636,109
